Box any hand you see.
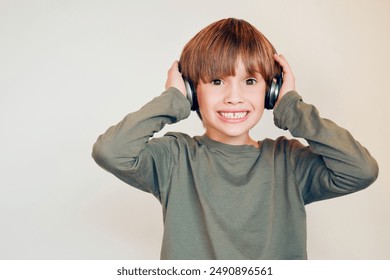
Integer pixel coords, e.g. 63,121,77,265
165,60,187,97
273,54,295,107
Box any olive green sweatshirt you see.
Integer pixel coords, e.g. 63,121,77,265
92,88,378,259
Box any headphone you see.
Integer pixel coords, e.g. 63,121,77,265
183,72,283,111
264,72,283,110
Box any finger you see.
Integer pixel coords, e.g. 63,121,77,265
272,54,295,100
167,61,181,81
273,54,291,74
170,60,179,72
165,60,187,96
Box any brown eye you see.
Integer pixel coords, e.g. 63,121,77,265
211,79,223,85
245,78,257,85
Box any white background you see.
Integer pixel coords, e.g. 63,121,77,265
0,0,389,259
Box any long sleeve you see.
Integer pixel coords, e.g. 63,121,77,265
92,87,191,198
273,91,379,204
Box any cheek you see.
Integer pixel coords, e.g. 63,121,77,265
196,88,205,111
259,85,267,107
250,91,266,109
196,86,216,111
249,83,266,108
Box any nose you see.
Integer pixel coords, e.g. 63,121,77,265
224,84,244,105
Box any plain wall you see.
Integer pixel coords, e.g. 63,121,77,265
0,0,389,259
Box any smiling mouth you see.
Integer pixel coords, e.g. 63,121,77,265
218,111,249,119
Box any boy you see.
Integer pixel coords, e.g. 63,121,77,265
92,18,378,259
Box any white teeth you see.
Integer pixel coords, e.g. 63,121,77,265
220,112,247,119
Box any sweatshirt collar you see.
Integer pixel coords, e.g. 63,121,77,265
196,134,261,154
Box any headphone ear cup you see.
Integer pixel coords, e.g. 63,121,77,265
184,79,198,111
265,74,282,110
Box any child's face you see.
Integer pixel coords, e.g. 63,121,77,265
196,58,266,146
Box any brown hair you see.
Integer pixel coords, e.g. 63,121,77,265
180,18,280,89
